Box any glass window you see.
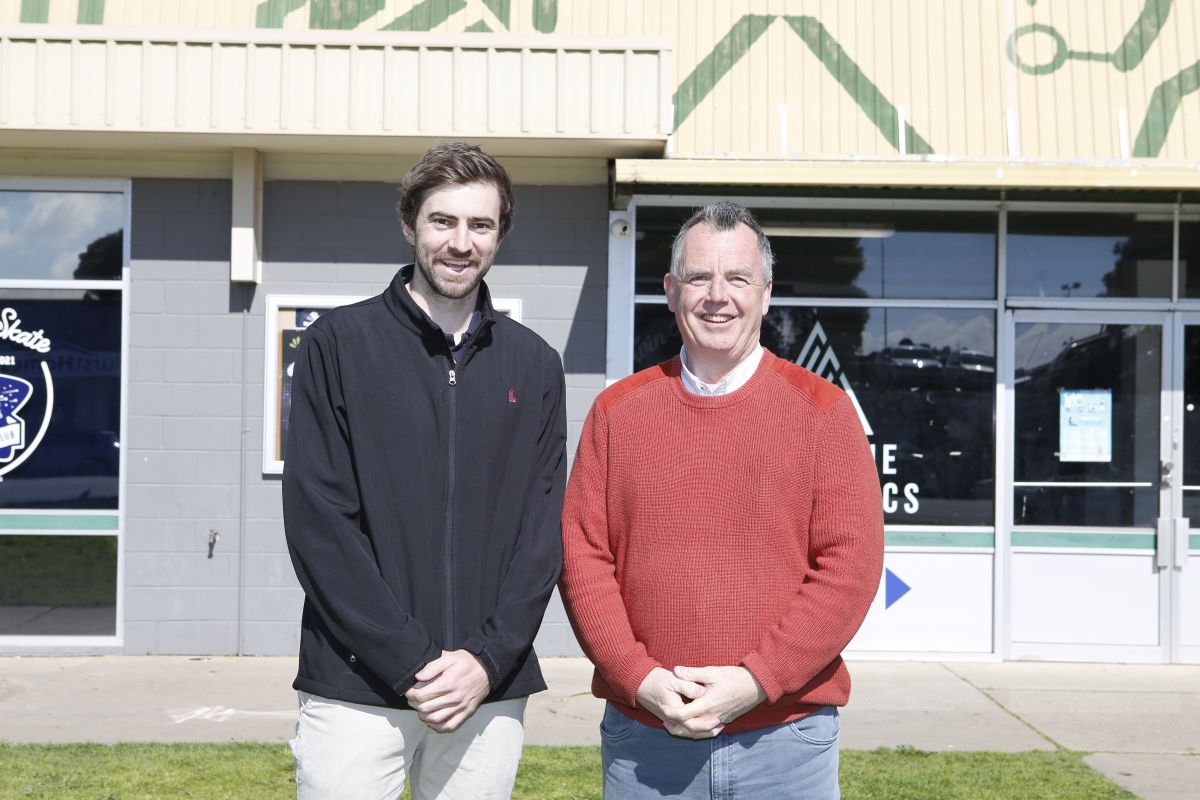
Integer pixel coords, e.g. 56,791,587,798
1182,325,1200,520
1013,322,1160,527
0,535,117,635
1007,212,1173,299
0,190,125,281
634,207,997,300
0,290,122,509
1179,218,1200,298
634,304,996,526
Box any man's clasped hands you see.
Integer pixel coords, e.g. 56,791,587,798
635,665,768,739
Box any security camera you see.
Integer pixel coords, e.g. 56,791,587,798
610,219,631,239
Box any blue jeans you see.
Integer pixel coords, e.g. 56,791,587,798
600,703,840,799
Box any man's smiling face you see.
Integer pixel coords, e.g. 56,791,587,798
664,222,772,381
403,181,502,302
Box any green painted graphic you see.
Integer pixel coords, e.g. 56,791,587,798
481,0,509,29
19,0,49,24
255,0,554,32
1133,62,1200,157
1006,0,1195,157
256,0,308,29
532,0,557,33
673,14,935,156
785,16,934,155
76,0,105,25
673,15,775,130
311,0,388,30
381,0,467,31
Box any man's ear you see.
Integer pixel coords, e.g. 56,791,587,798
401,222,415,247
663,273,677,312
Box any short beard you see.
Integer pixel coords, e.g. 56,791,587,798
414,249,491,301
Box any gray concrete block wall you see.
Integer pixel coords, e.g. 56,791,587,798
123,178,605,658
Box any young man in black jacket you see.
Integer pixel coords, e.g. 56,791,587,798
283,143,567,799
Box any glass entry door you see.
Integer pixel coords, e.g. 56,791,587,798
1173,316,1200,663
1009,311,1171,661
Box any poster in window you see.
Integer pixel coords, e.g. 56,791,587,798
262,294,522,474
1059,389,1112,463
0,293,122,509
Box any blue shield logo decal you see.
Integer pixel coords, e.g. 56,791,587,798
0,373,33,463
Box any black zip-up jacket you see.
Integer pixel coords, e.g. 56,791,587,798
282,265,567,708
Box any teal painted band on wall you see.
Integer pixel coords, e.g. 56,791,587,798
0,514,119,531
1012,531,1155,550
885,530,994,548
1191,534,1200,551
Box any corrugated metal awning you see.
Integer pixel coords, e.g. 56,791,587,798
615,158,1200,192
0,26,672,159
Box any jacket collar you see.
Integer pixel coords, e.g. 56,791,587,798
383,264,499,343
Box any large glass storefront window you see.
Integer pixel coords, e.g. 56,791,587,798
1007,212,1174,299
635,207,997,299
0,184,125,640
1179,217,1200,299
633,205,998,527
0,291,122,509
0,190,125,281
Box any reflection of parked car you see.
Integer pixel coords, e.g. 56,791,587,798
946,349,994,372
876,343,943,387
946,349,995,390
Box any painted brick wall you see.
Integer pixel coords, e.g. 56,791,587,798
126,178,604,657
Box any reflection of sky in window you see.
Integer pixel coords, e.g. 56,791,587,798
1007,235,1123,298
0,192,124,280
857,232,995,299
858,308,994,356
1014,323,1111,372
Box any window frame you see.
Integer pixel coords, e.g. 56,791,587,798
0,178,131,649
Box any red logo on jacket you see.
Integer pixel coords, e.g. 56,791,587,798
508,388,517,404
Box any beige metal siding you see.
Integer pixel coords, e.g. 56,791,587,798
4,1,1198,163
0,28,671,149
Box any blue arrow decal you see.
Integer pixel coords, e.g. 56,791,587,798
885,568,911,609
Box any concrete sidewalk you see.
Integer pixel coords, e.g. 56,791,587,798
1,657,1198,800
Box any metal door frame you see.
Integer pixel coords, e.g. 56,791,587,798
1005,308,1174,662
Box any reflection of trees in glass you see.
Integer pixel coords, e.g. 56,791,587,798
1102,231,1171,297
72,230,123,299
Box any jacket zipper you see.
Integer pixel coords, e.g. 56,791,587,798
443,362,457,649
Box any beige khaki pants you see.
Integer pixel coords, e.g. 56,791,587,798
290,691,527,800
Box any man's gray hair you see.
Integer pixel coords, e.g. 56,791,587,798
668,201,775,283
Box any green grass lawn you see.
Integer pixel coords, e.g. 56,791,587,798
0,743,1136,799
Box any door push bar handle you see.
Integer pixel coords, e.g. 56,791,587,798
1156,517,1191,569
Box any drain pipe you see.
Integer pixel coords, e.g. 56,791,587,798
236,282,251,656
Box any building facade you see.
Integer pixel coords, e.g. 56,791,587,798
1,0,1197,664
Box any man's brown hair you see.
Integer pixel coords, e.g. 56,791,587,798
397,142,515,239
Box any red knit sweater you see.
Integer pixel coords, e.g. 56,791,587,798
559,351,884,733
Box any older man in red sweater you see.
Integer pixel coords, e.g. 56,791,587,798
560,201,884,799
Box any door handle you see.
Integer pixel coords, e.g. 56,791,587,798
1160,460,1174,488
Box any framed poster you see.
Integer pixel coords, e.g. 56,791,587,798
1059,388,1112,463
262,293,523,474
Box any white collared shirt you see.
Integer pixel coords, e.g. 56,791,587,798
679,345,763,396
